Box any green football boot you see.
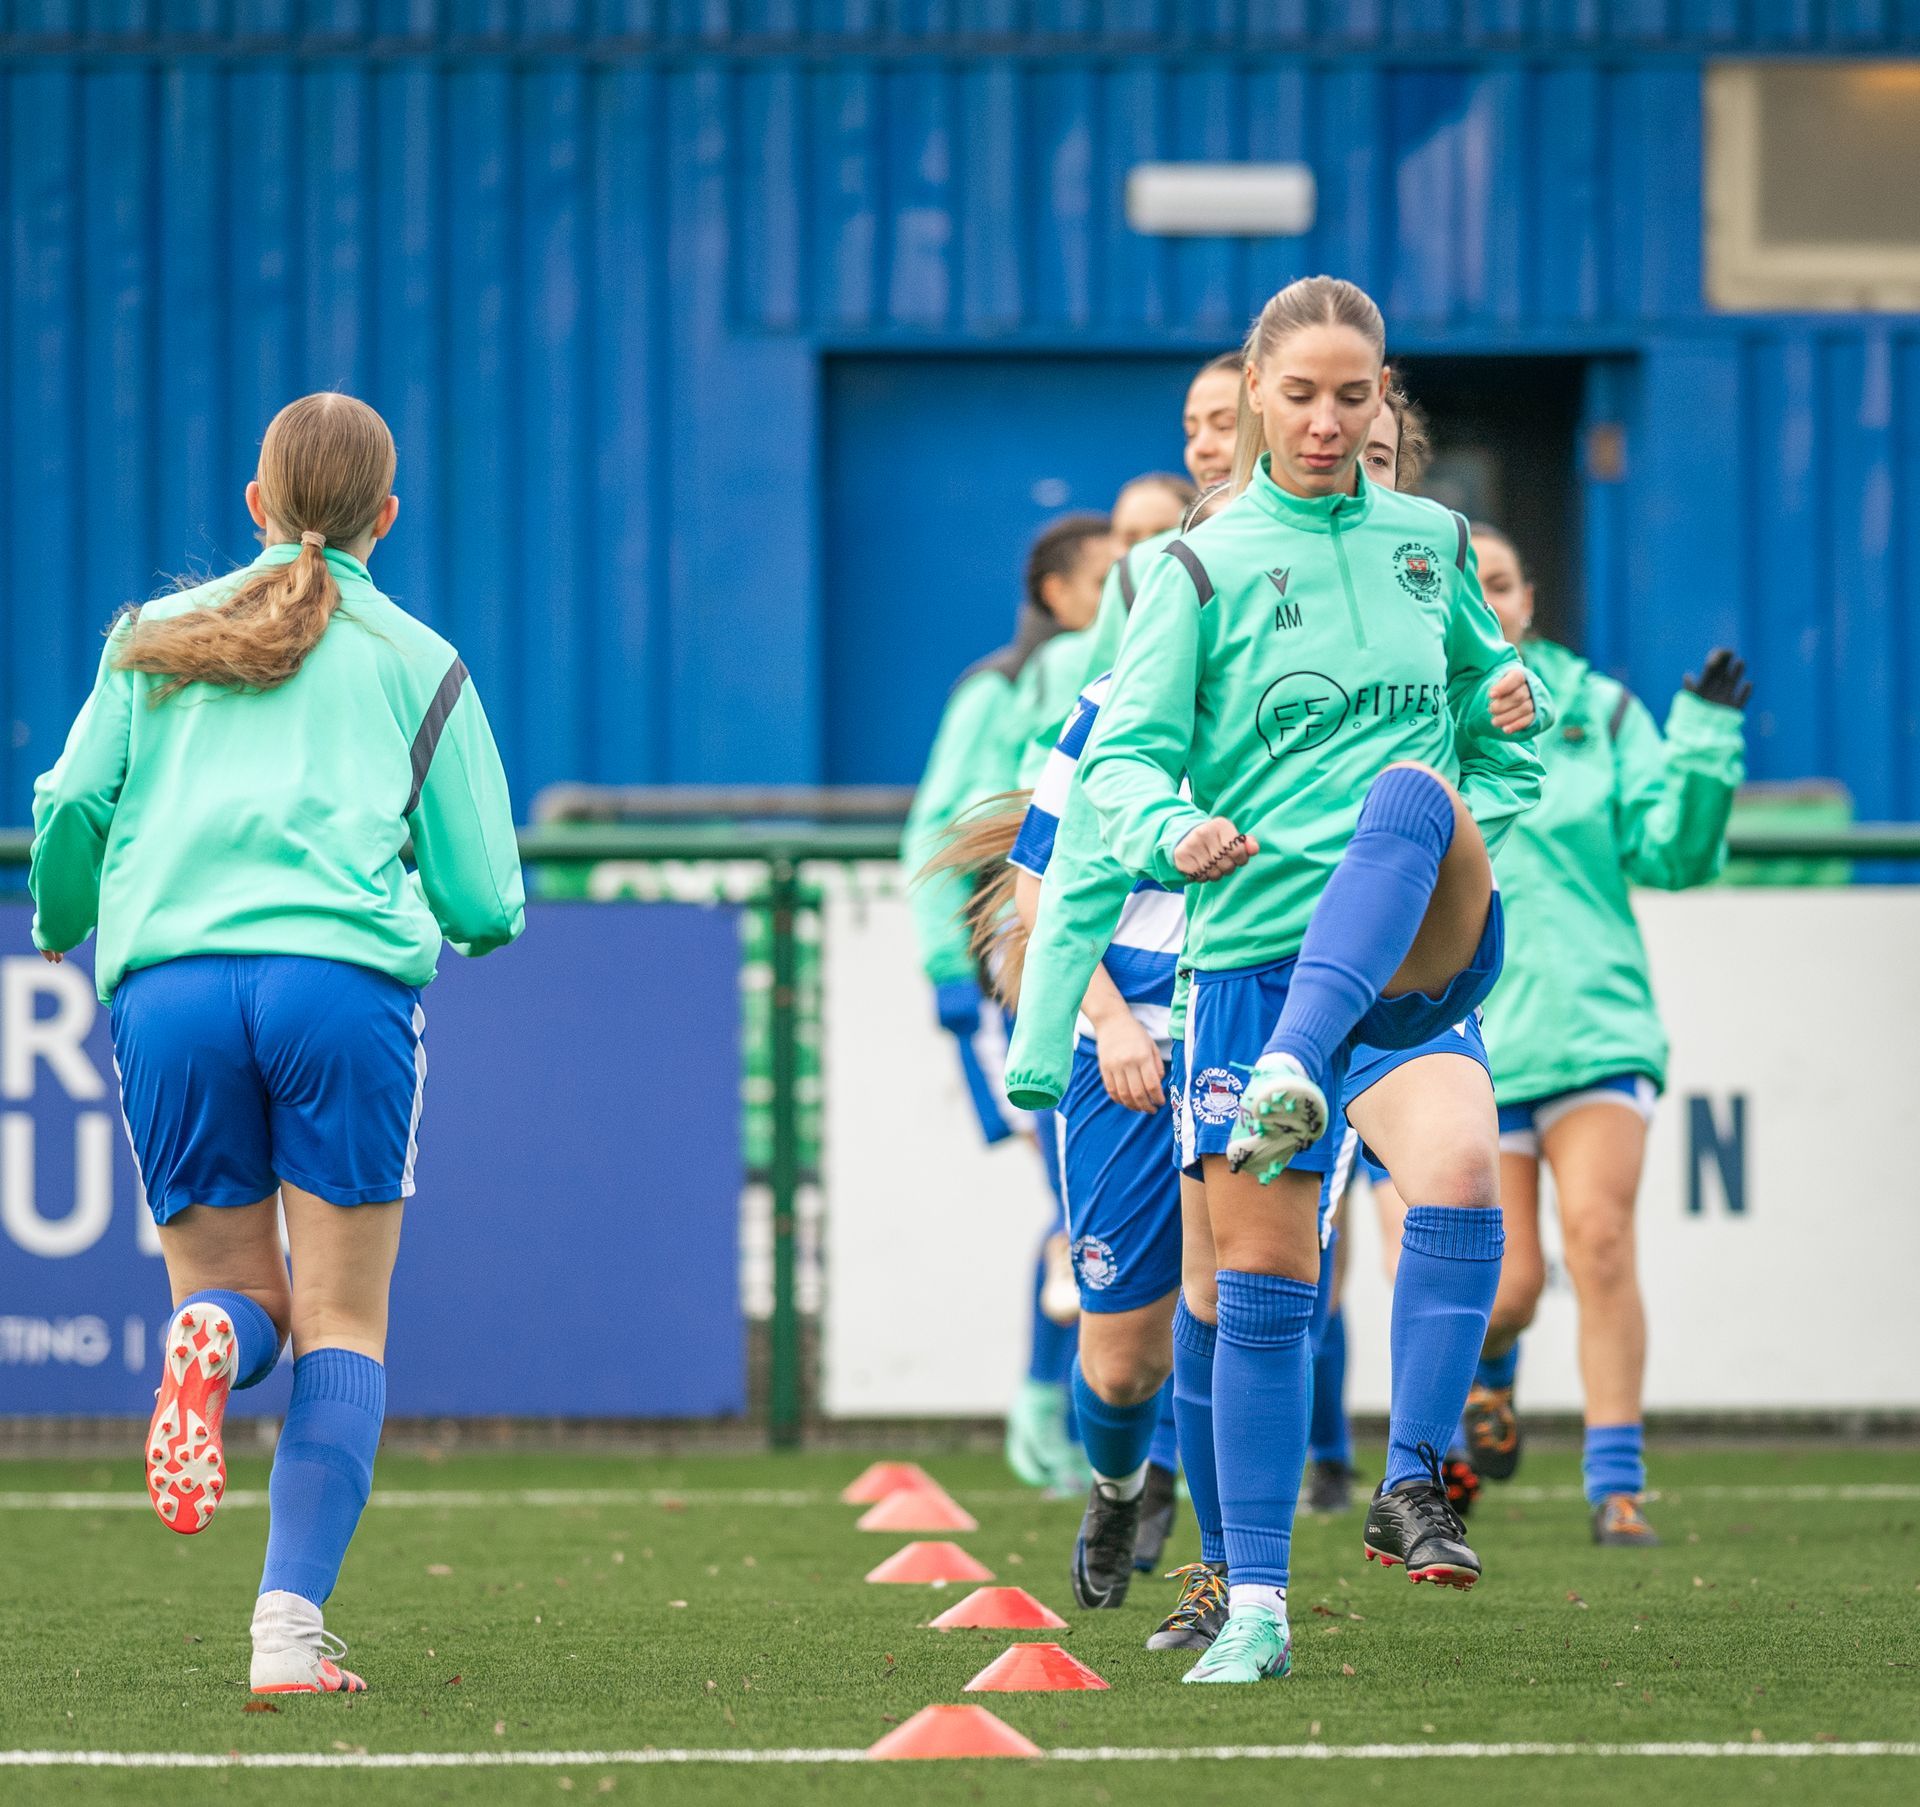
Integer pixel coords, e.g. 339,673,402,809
1182,1602,1292,1684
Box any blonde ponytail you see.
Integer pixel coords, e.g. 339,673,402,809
117,393,395,702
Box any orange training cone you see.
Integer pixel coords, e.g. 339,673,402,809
964,1642,1108,1692
866,1703,1043,1760
856,1488,978,1533
865,1541,995,1585
841,1462,938,1505
928,1587,1068,1631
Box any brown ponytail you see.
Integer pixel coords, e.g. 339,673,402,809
917,792,1036,1006
1229,276,1388,496
117,392,396,702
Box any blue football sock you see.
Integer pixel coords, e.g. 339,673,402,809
1213,1270,1318,1589
1583,1423,1647,1503
1148,1377,1179,1473
1386,1206,1504,1490
1476,1341,1520,1392
1171,1300,1224,1566
179,1289,282,1391
1027,1246,1077,1386
259,1348,386,1606
1071,1364,1160,1490
1308,1303,1352,1468
1263,765,1457,1097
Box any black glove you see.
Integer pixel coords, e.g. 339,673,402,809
1683,648,1751,710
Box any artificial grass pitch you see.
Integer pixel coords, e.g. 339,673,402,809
1,1442,1916,1806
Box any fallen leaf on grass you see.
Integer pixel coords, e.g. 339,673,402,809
242,1702,278,1715
1340,1664,1356,1677
1311,1604,1339,1618
704,1679,717,1692
668,1601,688,1610
494,1722,506,1737
427,1564,453,1577
443,1675,462,1687
1308,1722,1321,1737
332,1741,367,1755
183,1635,202,1645
1567,1592,1587,1608
658,1499,686,1513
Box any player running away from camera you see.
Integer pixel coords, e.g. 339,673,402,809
901,512,1115,1495
28,394,525,1695
1074,276,1550,1684
1461,522,1748,1546
999,364,1487,1663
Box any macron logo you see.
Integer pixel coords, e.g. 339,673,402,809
1266,567,1290,595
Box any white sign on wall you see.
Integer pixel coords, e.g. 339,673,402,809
823,882,1920,1417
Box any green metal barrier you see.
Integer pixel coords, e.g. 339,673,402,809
5,815,1920,1446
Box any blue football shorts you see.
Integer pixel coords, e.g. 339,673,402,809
111,954,426,1224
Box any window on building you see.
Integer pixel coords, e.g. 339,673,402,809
1706,62,1920,310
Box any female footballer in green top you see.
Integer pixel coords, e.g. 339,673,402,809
1075,276,1549,1684
1460,523,1749,1546
30,393,524,1695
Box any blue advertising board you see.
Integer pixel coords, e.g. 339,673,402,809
0,903,744,1418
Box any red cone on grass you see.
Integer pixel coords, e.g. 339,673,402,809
864,1541,995,1585
866,1704,1043,1761
856,1488,978,1533
963,1642,1108,1692
927,1587,1067,1631
840,1462,938,1505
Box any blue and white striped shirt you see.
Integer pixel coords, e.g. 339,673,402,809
1008,672,1184,1050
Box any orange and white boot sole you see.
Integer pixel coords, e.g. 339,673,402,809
145,1303,236,1534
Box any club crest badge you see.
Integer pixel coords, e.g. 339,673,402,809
1192,1065,1244,1126
1393,541,1443,599
1073,1236,1119,1292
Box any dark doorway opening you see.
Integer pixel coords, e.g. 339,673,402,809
1390,357,1587,648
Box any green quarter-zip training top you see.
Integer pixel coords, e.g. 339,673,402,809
31,543,526,1002
1479,637,1745,1103
1078,457,1550,975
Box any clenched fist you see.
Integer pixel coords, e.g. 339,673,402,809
1174,817,1260,884
1487,665,1536,735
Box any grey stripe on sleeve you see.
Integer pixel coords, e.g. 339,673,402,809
1165,538,1214,607
1452,511,1470,571
1118,550,1139,610
1607,686,1634,740
404,656,470,818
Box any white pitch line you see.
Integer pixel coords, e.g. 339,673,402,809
2,1481,1917,1512
0,1487,824,1512
1,1743,1915,1769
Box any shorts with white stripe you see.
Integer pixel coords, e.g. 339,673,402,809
111,954,426,1222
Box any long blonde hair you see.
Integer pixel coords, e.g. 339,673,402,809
117,393,396,702
917,794,1034,1006
1229,277,1387,496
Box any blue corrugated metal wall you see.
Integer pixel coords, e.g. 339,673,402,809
5,7,1920,816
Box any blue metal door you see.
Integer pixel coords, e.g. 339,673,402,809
821,355,1202,784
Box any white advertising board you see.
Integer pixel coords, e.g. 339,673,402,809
823,883,1920,1417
